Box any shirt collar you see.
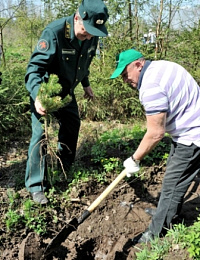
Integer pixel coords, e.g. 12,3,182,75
137,60,152,90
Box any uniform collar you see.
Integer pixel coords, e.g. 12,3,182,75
66,14,75,40
65,14,96,52
65,14,82,51
137,60,152,90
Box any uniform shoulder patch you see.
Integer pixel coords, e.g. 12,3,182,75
37,39,49,52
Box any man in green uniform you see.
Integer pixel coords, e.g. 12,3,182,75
25,0,109,204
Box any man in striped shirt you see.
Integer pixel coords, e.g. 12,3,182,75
110,49,200,243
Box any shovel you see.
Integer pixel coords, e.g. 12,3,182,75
42,169,127,257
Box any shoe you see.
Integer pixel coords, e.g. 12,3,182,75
132,229,154,244
145,207,156,217
31,191,48,205
138,229,154,243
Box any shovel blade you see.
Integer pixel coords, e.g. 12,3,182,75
43,217,79,257
43,169,127,257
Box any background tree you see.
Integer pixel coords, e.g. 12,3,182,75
0,0,199,146
0,0,27,67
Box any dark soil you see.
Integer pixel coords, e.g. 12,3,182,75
0,122,199,260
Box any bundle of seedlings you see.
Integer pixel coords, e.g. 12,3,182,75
37,74,72,176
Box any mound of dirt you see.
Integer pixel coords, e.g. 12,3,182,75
1,166,199,260
17,173,158,260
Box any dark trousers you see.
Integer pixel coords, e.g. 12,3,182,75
149,141,200,236
25,96,80,193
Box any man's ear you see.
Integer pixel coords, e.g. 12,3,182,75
135,60,143,71
74,14,78,22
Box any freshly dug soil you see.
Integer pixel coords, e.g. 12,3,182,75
1,163,199,259
0,122,199,260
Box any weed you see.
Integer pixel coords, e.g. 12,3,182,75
7,189,20,207
186,215,200,259
5,209,22,231
135,247,150,260
90,125,170,172
135,221,193,260
5,190,48,235
5,190,22,231
166,223,188,244
102,157,120,172
150,236,171,258
135,236,171,260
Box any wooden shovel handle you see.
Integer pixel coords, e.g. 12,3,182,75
87,169,127,213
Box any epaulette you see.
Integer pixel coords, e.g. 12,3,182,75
65,22,71,38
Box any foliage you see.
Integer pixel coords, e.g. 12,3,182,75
75,19,200,122
135,223,189,260
166,223,188,245
0,52,30,147
5,189,47,235
42,123,170,189
171,25,200,84
22,199,47,235
1,0,200,150
5,209,22,231
76,35,146,121
186,215,200,259
40,0,80,19
38,74,72,113
89,124,170,171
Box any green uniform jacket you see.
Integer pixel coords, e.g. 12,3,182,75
25,14,99,100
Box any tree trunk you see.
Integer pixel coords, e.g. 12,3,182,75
128,1,133,40
155,0,164,59
134,0,139,44
0,27,6,67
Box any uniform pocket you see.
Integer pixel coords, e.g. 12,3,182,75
62,49,76,63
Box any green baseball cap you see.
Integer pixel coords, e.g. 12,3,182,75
110,49,143,79
79,0,109,37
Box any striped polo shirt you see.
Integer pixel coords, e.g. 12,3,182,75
139,60,200,146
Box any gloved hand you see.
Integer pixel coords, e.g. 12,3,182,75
123,157,140,177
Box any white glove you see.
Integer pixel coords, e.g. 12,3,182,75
123,157,140,177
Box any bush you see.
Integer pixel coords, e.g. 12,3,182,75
0,57,30,147
76,36,145,121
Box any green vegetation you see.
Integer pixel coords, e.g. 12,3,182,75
0,0,200,259
186,216,200,259
5,189,47,235
38,74,72,114
135,222,200,260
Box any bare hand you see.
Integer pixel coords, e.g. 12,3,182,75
83,86,94,101
35,97,46,115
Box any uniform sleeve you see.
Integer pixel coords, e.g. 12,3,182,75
81,76,90,88
25,28,57,100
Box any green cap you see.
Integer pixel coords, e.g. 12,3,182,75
110,49,143,79
79,0,109,37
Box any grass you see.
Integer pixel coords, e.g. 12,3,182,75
136,218,200,260
135,224,190,260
